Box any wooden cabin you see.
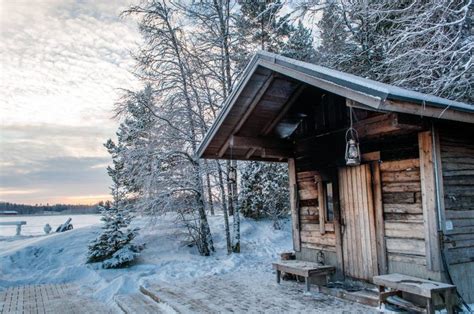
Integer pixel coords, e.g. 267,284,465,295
197,52,474,303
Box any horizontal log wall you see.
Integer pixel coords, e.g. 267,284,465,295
380,158,426,266
440,129,474,265
297,170,336,252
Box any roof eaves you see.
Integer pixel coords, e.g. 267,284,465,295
196,54,262,159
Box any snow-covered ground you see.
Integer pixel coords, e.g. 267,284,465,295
0,214,292,307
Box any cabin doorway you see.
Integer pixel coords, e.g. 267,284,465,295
338,164,379,281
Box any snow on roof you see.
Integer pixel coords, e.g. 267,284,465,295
257,51,473,112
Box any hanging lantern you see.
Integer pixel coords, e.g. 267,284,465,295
345,128,360,166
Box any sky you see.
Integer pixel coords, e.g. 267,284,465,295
0,0,141,205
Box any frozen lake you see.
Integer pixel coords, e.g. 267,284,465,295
0,214,101,237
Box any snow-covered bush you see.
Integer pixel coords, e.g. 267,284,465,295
87,203,144,268
238,161,289,229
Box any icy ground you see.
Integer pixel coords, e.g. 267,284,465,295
0,215,293,305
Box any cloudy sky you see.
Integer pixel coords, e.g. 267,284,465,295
0,0,141,205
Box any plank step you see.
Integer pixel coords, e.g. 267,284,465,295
386,295,425,312
140,284,212,313
319,286,379,307
115,293,172,314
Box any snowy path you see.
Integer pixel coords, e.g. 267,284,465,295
141,271,377,313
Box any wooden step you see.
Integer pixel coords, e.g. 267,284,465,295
386,295,425,312
140,284,213,313
115,293,173,314
319,286,379,307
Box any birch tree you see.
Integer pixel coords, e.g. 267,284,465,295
122,2,214,255
182,0,244,253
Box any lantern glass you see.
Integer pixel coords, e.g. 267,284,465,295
345,139,361,166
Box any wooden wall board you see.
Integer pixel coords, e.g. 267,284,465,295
418,131,441,271
439,126,474,269
288,158,300,251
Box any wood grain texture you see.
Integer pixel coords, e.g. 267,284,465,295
339,165,378,281
371,161,387,274
288,158,300,252
418,131,441,271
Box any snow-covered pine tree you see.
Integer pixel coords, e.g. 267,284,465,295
239,161,289,229
86,139,144,268
300,0,473,103
282,20,316,62
87,200,144,268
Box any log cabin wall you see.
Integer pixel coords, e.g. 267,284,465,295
294,130,449,281
291,100,449,283
297,171,336,252
438,124,474,303
288,90,458,283
380,158,427,269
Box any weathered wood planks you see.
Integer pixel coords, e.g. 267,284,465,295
288,158,300,252
418,131,441,271
439,129,474,265
339,164,378,281
380,157,428,268
295,169,337,253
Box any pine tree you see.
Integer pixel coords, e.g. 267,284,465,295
87,201,144,268
86,140,144,268
282,20,316,62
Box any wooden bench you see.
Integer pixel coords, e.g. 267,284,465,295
373,273,456,314
272,260,335,292
0,221,27,236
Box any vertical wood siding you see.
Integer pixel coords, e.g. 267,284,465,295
339,164,378,280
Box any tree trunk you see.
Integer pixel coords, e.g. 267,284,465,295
205,160,215,215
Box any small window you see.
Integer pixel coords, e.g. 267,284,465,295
325,182,334,222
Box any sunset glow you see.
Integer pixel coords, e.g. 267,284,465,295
0,0,141,205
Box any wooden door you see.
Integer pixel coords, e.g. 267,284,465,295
338,164,378,281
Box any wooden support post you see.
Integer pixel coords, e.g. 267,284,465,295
418,131,441,271
371,160,387,275
426,298,435,314
444,289,454,314
276,270,281,284
332,172,345,280
433,128,446,232
316,175,326,235
305,277,310,292
288,158,301,252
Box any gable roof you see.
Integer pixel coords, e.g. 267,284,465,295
197,51,473,160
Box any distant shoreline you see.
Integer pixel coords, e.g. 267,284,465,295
0,213,100,217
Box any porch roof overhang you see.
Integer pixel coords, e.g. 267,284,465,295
197,51,474,162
